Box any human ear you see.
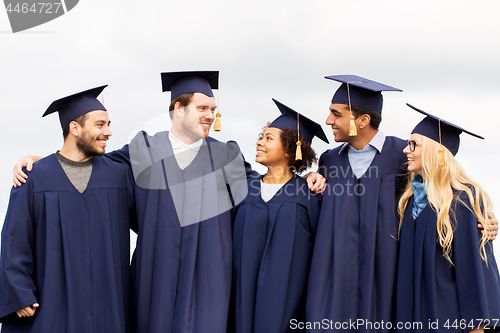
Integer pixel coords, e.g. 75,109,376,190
69,121,81,137
358,114,371,129
173,102,185,118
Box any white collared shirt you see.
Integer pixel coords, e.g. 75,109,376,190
339,130,386,179
168,132,203,170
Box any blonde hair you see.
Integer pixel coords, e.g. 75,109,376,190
398,136,492,264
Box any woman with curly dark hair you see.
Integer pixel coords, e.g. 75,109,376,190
231,99,329,333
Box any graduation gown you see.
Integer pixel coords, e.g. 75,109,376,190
0,154,135,333
306,136,407,332
231,175,321,333
396,193,500,332
107,131,255,333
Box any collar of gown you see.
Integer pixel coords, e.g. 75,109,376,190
168,131,204,169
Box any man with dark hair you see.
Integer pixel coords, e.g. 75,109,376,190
306,75,408,333
0,86,136,332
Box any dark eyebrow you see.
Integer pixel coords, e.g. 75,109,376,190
329,108,342,116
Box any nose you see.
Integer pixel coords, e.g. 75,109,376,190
256,136,265,147
403,144,410,154
103,124,112,137
326,113,334,125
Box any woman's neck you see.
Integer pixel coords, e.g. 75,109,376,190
263,165,293,184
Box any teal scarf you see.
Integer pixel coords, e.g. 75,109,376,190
411,174,428,220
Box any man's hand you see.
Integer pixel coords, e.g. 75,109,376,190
306,172,326,194
480,212,498,241
16,303,39,317
13,155,41,188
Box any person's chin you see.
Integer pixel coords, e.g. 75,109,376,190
191,128,206,140
407,166,418,174
95,149,106,156
202,129,210,138
92,144,106,156
255,156,263,163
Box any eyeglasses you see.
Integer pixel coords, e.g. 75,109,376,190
406,139,420,152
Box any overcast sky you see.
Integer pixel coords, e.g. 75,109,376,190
1,0,499,257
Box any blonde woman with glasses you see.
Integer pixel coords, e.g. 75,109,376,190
396,104,500,333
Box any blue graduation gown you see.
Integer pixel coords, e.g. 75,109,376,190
0,154,135,333
396,193,500,332
107,131,255,333
231,175,321,333
306,136,407,332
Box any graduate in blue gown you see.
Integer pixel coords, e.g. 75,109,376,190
396,104,500,333
306,75,407,332
106,71,257,333
0,86,136,332
231,99,328,333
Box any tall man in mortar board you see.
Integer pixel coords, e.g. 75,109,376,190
0,86,136,332
305,75,407,332
105,71,256,333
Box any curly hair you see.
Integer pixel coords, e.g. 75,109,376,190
280,128,317,174
259,123,317,174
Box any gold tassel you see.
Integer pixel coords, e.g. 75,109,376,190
438,146,447,170
213,112,221,131
214,78,221,131
295,140,302,160
295,112,302,160
349,112,357,136
346,83,357,137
